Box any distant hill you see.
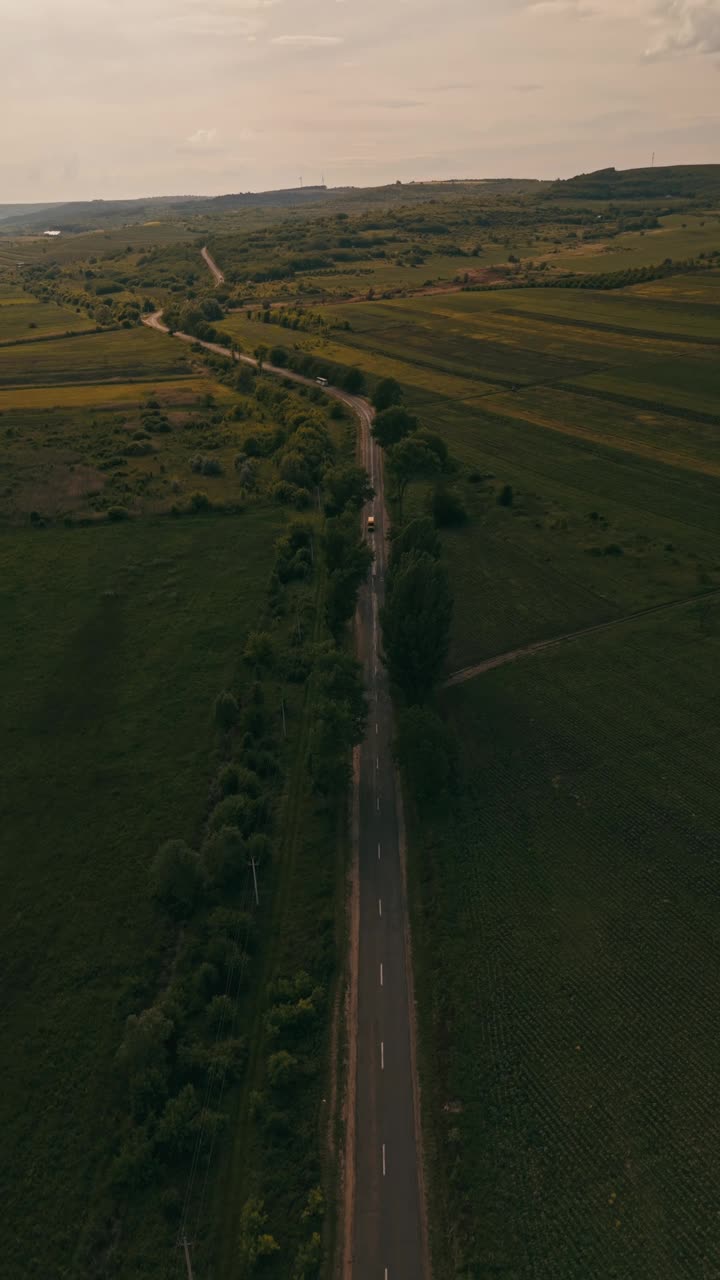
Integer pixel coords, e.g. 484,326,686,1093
1,168,717,237
0,195,195,234
0,178,547,236
0,202,60,221
548,165,720,202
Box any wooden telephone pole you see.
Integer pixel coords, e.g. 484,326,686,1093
179,1236,195,1280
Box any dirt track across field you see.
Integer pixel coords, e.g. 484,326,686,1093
445,588,720,689
200,245,224,285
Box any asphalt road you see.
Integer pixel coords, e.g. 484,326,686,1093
141,312,427,1278
352,401,427,1280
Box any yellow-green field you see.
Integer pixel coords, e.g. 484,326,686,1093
219,310,503,398
0,286,95,341
0,326,190,386
0,375,231,412
0,371,268,523
292,245,537,299
546,212,720,272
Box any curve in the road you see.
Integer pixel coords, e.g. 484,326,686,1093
141,312,429,1280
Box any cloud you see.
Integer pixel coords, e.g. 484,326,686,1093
271,34,344,47
374,99,425,109
184,128,221,150
525,0,595,14
646,0,720,57
514,81,543,91
420,81,475,92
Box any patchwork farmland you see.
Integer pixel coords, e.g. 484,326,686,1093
307,270,720,1274
2,164,720,1279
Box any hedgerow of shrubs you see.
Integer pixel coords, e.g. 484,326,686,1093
98,369,373,1275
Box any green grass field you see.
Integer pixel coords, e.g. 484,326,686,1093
0,374,267,524
0,512,280,1279
293,244,538,299
546,213,720,272
404,386,720,669
0,327,190,386
412,601,720,1278
344,226,720,1278
300,283,720,667
0,291,94,341
628,270,720,303
0,374,230,412
4,167,720,1279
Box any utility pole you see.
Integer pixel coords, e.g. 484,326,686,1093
250,856,260,907
179,1236,195,1280
651,151,655,168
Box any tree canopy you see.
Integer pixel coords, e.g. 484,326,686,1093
323,463,374,516
324,515,373,637
371,406,419,450
309,646,367,795
386,436,440,519
372,377,404,413
390,516,441,567
149,840,204,917
381,550,453,702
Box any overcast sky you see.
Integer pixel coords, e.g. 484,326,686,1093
1,0,719,201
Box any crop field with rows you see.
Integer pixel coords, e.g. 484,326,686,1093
412,602,720,1279
313,279,720,668
403,392,720,668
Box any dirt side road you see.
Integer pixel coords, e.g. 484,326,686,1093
445,588,720,689
201,245,225,285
